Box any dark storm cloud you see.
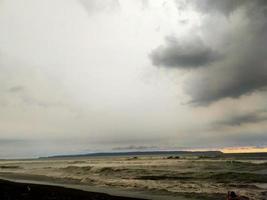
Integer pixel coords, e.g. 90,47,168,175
151,0,267,105
190,0,267,16
186,57,267,105
150,36,219,69
187,0,267,105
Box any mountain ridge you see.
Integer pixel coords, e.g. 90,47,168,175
40,150,223,159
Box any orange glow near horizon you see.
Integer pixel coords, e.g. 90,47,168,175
221,147,267,153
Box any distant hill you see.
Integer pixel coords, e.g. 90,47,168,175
40,150,223,159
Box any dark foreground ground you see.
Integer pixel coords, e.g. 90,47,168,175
0,179,146,200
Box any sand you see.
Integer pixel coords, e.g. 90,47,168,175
0,178,146,200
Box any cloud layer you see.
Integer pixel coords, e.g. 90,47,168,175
1,0,267,158
150,36,219,69
79,0,120,14
216,110,267,127
151,0,267,105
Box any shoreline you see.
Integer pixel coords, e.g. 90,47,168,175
2,156,263,199
0,178,148,200
0,174,191,200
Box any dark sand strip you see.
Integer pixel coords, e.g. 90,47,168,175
0,179,147,200
0,173,197,200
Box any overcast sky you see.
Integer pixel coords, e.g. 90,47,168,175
1,0,267,158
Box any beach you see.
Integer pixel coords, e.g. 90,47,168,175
0,155,267,200
0,178,147,200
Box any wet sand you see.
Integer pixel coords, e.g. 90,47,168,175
0,178,147,200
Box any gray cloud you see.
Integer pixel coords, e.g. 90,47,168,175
151,0,267,105
216,110,267,127
150,36,219,69
190,0,267,17
0,139,27,145
187,1,267,105
4,85,62,108
1,0,267,158
112,145,158,151
186,57,267,105
19,95,63,108
189,0,247,15
79,0,120,15
7,86,24,93
141,0,149,9
229,132,267,147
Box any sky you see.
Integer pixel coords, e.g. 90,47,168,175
0,0,267,158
